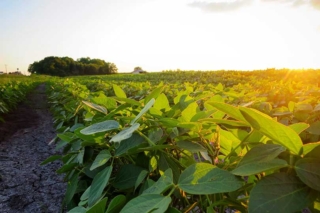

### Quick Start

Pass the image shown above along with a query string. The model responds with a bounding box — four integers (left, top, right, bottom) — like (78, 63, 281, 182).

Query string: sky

(1, 0, 320, 74)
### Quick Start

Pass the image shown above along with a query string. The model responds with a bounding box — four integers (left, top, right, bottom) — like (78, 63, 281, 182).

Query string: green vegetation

(0, 75, 47, 121)
(28, 56, 118, 76)
(2, 69, 320, 212)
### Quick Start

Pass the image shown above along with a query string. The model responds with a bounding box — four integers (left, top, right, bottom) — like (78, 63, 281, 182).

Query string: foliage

(28, 56, 118, 77)
(43, 70, 320, 213)
(0, 75, 47, 122)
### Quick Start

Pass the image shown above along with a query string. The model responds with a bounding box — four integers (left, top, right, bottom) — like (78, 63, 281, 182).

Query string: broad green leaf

(120, 194, 171, 213)
(87, 197, 108, 213)
(289, 123, 310, 134)
(207, 102, 248, 124)
(200, 118, 249, 127)
(143, 169, 173, 194)
(307, 121, 320, 135)
(154, 93, 170, 111)
(80, 186, 91, 201)
(177, 122, 201, 131)
(113, 97, 141, 106)
(110, 123, 140, 143)
(303, 142, 320, 156)
(239, 107, 303, 155)
(90, 150, 112, 171)
(180, 102, 198, 122)
(236, 144, 286, 165)
(148, 128, 163, 143)
(134, 170, 149, 191)
(295, 158, 320, 191)
(248, 173, 312, 213)
(145, 86, 164, 105)
(158, 118, 179, 127)
(74, 128, 105, 143)
(232, 159, 288, 176)
(40, 155, 61, 165)
(64, 172, 79, 205)
(80, 120, 119, 135)
(68, 206, 86, 213)
(57, 132, 76, 143)
(113, 164, 145, 190)
(166, 207, 181, 213)
(82, 100, 108, 115)
(88, 166, 113, 207)
(178, 163, 243, 194)
(219, 129, 242, 156)
(130, 98, 155, 125)
(57, 163, 77, 174)
(176, 141, 207, 153)
(115, 133, 146, 156)
(106, 195, 126, 213)
(113, 84, 127, 98)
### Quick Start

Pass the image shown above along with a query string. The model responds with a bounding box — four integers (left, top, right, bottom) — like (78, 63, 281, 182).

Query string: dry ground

(0, 84, 66, 213)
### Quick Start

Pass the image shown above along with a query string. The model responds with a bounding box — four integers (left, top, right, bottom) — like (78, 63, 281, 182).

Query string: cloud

(261, 0, 320, 10)
(188, 0, 253, 13)
(188, 0, 320, 13)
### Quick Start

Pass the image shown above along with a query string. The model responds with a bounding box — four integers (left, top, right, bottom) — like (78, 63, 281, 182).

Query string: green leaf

(232, 159, 288, 176)
(180, 102, 198, 122)
(120, 194, 171, 213)
(80, 186, 91, 201)
(303, 142, 320, 157)
(57, 163, 77, 174)
(143, 169, 173, 194)
(113, 164, 145, 190)
(207, 102, 248, 124)
(113, 84, 127, 98)
(178, 163, 243, 194)
(232, 144, 287, 176)
(113, 97, 141, 106)
(154, 93, 170, 111)
(90, 150, 112, 171)
(248, 173, 312, 213)
(40, 155, 61, 165)
(115, 133, 146, 156)
(289, 123, 310, 134)
(239, 107, 303, 155)
(134, 170, 149, 191)
(80, 120, 119, 135)
(148, 128, 163, 143)
(200, 118, 249, 127)
(106, 195, 126, 213)
(145, 86, 164, 105)
(57, 132, 76, 143)
(88, 165, 113, 207)
(307, 121, 320, 135)
(110, 123, 140, 143)
(82, 100, 108, 115)
(68, 206, 86, 213)
(130, 98, 155, 125)
(176, 141, 207, 153)
(64, 172, 79, 205)
(295, 158, 320, 191)
(87, 197, 108, 213)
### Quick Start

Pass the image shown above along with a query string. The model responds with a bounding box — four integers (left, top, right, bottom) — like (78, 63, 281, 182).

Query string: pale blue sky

(1, 0, 320, 74)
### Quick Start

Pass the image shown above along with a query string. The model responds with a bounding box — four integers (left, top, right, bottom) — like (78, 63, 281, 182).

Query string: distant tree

(134, 66, 143, 71)
(28, 56, 118, 76)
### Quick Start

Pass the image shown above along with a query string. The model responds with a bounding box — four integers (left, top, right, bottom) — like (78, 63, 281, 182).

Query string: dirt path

(0, 84, 66, 213)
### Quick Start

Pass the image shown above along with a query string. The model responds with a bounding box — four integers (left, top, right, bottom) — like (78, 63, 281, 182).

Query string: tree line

(28, 56, 118, 76)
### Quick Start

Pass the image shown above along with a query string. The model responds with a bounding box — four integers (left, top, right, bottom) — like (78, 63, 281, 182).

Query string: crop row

(43, 71, 320, 213)
(0, 78, 41, 121)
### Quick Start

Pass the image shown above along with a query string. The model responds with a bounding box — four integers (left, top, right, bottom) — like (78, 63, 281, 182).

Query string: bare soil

(0, 84, 66, 213)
